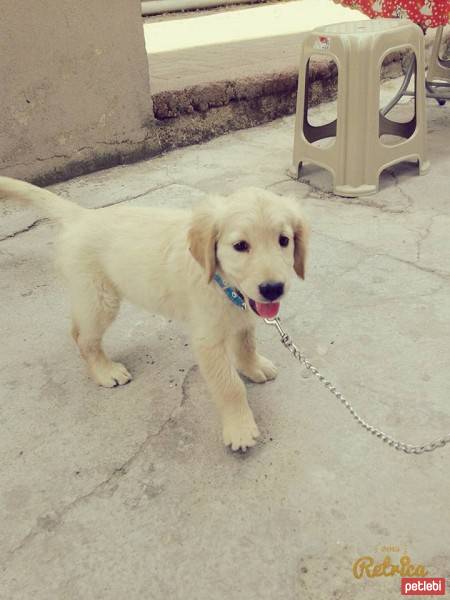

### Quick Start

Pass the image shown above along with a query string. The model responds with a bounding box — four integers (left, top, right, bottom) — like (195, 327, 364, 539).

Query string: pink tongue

(255, 301, 280, 318)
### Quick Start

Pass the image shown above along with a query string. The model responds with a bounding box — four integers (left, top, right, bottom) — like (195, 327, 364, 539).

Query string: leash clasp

(264, 317, 285, 337)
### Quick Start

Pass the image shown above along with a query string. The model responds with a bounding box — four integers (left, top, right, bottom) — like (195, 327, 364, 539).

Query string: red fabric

(333, 0, 450, 28)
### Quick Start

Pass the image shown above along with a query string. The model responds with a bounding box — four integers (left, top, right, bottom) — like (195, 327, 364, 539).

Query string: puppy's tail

(0, 176, 84, 221)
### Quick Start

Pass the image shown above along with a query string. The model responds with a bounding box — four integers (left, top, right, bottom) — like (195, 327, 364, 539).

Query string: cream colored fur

(0, 176, 308, 451)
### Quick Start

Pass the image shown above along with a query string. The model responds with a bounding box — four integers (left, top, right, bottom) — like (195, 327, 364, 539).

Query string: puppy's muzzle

(258, 281, 284, 302)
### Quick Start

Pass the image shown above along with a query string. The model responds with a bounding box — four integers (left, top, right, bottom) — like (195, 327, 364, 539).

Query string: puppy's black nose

(259, 281, 284, 302)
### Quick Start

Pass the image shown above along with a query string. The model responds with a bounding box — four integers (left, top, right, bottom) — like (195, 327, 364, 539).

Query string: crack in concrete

(264, 178, 292, 191)
(0, 218, 46, 242)
(380, 252, 450, 282)
(333, 193, 409, 215)
(96, 182, 174, 209)
(299, 176, 334, 201)
(414, 214, 435, 263)
(0, 183, 174, 242)
(385, 169, 415, 208)
(5, 361, 196, 565)
(4, 398, 184, 565)
(315, 229, 450, 282)
(301, 172, 412, 214)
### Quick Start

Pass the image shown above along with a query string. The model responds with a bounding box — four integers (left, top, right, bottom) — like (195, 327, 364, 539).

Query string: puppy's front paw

(91, 361, 132, 388)
(222, 410, 260, 451)
(240, 355, 278, 383)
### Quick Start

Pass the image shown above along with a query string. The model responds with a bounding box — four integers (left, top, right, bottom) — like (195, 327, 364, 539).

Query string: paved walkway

(146, 0, 367, 93)
(146, 0, 368, 93)
(1, 97, 449, 599)
(143, 0, 365, 53)
(149, 33, 304, 93)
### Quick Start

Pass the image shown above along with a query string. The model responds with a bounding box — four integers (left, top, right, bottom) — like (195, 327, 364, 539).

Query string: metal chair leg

(381, 53, 415, 116)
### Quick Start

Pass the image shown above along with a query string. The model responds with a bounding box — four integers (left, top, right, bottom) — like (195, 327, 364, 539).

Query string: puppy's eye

(279, 235, 289, 248)
(233, 240, 250, 252)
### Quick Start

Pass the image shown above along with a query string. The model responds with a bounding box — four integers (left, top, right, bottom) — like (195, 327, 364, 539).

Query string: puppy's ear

(188, 203, 218, 282)
(293, 216, 309, 280)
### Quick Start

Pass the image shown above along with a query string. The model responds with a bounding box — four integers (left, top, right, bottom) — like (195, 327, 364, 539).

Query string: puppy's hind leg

(70, 275, 131, 388)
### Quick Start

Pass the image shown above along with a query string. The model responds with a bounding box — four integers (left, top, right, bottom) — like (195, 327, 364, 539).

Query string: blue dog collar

(213, 273, 247, 311)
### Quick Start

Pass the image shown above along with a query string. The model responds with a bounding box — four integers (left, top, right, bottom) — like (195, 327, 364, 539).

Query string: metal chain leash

(264, 317, 450, 454)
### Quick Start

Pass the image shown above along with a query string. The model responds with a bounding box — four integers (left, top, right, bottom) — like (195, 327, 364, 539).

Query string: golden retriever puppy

(0, 177, 307, 451)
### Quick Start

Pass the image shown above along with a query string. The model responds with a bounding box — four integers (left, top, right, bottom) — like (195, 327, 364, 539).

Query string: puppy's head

(188, 188, 308, 319)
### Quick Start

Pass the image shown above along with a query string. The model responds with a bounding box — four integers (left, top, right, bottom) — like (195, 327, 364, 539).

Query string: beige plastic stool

(427, 25, 450, 85)
(290, 19, 429, 197)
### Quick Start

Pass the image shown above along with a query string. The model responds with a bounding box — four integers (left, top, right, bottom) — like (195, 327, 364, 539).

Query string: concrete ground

(1, 89, 450, 599)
